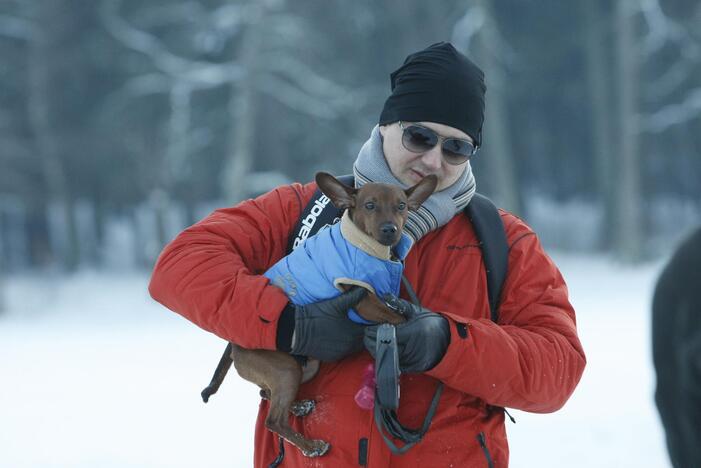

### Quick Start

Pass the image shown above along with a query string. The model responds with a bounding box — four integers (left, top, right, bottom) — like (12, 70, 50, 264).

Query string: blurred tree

(1, 0, 700, 270)
(638, 0, 701, 206)
(614, 0, 643, 262)
(454, 0, 521, 214)
(27, 0, 83, 270)
(583, 0, 616, 251)
(220, 0, 367, 202)
(100, 0, 243, 253)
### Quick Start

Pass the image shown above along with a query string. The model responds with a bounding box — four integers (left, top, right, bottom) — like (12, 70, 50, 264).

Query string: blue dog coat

(264, 211, 413, 324)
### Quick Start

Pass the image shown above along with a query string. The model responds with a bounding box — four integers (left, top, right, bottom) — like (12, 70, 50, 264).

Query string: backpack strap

(286, 175, 352, 253)
(287, 175, 508, 322)
(464, 193, 508, 322)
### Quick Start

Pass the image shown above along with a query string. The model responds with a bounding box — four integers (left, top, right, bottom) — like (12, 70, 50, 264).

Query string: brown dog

(201, 172, 438, 457)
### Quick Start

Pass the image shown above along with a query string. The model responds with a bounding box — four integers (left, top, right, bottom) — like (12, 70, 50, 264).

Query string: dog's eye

(364, 202, 375, 210)
(397, 202, 406, 211)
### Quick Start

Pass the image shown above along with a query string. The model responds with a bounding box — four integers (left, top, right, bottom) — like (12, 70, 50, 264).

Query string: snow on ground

(0, 254, 671, 467)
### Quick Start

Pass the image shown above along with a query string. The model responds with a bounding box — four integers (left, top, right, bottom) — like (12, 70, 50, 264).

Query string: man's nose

(420, 144, 443, 171)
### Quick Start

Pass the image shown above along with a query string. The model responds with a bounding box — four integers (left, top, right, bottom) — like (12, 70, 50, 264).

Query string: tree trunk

(150, 82, 191, 257)
(614, 0, 643, 261)
(583, 0, 616, 251)
(0, 266, 5, 314)
(221, 3, 266, 204)
(149, 188, 170, 266)
(93, 195, 105, 267)
(26, 1, 79, 270)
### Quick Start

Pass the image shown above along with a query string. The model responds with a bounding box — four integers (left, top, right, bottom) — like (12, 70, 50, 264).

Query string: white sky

(0, 253, 671, 467)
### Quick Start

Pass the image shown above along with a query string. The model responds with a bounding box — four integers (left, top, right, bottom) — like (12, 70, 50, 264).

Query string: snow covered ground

(0, 253, 671, 467)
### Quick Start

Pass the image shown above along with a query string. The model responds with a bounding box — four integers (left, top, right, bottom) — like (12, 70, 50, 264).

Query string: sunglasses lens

(402, 125, 438, 153)
(401, 123, 476, 165)
(442, 139, 475, 165)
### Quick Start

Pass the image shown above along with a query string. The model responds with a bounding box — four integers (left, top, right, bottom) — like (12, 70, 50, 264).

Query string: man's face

(379, 121, 473, 192)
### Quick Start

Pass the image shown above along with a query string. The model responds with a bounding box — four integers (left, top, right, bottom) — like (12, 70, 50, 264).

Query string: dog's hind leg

(260, 358, 319, 417)
(260, 389, 316, 417)
(265, 369, 330, 457)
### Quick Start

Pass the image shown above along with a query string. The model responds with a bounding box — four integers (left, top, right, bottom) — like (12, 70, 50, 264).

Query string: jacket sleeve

(426, 217, 586, 413)
(148, 183, 315, 350)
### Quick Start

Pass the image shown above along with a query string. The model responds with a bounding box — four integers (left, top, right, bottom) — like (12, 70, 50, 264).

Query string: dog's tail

(201, 342, 234, 403)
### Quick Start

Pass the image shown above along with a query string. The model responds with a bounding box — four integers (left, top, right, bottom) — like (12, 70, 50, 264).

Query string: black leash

(268, 436, 285, 468)
(372, 275, 444, 454)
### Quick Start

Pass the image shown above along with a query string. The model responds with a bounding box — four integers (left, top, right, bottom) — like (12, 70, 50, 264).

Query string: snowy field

(0, 253, 671, 467)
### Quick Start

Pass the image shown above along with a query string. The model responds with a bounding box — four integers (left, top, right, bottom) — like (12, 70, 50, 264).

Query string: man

(149, 42, 586, 467)
(653, 226, 701, 468)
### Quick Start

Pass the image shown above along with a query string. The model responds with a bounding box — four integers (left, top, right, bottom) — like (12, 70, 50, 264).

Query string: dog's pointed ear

(315, 172, 356, 210)
(405, 175, 438, 211)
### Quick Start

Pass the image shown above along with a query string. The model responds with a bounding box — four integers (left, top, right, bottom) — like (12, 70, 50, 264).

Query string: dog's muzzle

(379, 223, 399, 246)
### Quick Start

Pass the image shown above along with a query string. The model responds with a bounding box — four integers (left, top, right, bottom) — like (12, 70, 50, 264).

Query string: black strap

(374, 325, 400, 411)
(400, 275, 421, 306)
(268, 436, 285, 468)
(464, 193, 508, 322)
(373, 381, 444, 454)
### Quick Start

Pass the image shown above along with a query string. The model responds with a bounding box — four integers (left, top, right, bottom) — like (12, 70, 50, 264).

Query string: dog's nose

(380, 223, 398, 236)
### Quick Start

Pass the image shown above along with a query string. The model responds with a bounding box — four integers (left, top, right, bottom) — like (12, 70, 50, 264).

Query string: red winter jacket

(149, 181, 586, 467)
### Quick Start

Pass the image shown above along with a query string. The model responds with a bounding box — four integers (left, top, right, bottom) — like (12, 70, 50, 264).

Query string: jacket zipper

(476, 432, 494, 468)
(358, 437, 368, 466)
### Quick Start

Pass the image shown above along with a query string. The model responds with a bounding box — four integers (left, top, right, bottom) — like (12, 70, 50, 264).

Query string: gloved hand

(363, 295, 450, 373)
(277, 287, 369, 362)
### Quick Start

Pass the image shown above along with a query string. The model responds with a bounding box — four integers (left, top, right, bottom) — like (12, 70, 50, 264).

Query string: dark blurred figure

(653, 226, 701, 468)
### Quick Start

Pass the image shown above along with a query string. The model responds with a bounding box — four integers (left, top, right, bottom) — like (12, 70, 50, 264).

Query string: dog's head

(315, 172, 437, 246)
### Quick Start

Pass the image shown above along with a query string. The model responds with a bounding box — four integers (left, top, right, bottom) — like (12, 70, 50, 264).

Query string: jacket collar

(340, 211, 413, 261)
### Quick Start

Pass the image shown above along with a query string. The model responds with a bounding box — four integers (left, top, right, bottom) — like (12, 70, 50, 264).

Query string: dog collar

(339, 211, 413, 261)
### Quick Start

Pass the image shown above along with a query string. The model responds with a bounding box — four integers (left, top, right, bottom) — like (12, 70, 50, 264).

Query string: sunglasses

(398, 121, 478, 166)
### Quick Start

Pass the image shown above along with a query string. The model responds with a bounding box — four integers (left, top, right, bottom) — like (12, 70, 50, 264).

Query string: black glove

(276, 287, 368, 362)
(364, 295, 450, 373)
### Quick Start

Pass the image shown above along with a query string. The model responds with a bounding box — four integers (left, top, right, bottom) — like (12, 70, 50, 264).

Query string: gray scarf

(353, 125, 476, 242)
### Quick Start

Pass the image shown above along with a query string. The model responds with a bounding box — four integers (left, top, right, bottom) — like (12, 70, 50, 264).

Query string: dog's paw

(302, 440, 330, 457)
(290, 399, 315, 417)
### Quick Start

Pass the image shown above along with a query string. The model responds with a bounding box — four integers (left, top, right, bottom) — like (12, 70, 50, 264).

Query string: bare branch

(451, 6, 485, 53)
(640, 0, 700, 58)
(639, 0, 700, 102)
(265, 13, 313, 44)
(638, 87, 701, 133)
(258, 52, 368, 115)
(210, 3, 247, 30)
(640, 0, 671, 55)
(100, 73, 173, 121)
(452, 3, 517, 73)
(646, 60, 695, 101)
(260, 53, 348, 98)
(256, 74, 337, 119)
(100, 0, 243, 86)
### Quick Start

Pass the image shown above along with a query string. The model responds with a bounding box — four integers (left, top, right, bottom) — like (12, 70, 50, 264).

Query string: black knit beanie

(379, 42, 486, 146)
